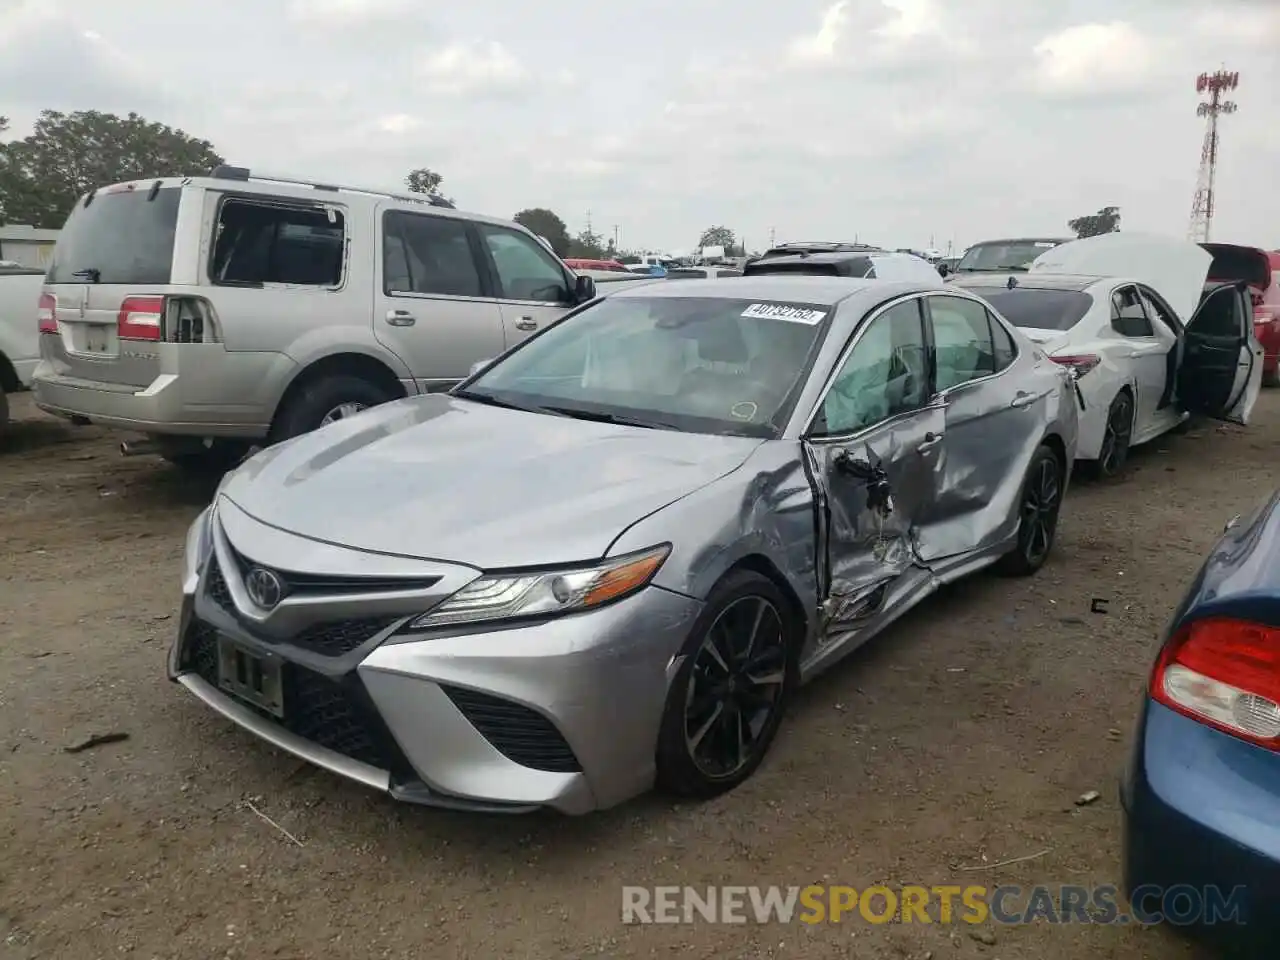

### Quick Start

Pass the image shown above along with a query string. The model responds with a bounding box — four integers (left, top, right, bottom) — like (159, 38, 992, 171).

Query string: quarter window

(1111, 286, 1154, 337)
(813, 299, 928, 435)
(382, 211, 484, 298)
(930, 296, 996, 390)
(479, 225, 571, 303)
(212, 200, 345, 287)
(990, 314, 1016, 371)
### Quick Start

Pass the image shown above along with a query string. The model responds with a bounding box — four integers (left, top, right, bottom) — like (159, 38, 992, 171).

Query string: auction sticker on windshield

(741, 303, 827, 324)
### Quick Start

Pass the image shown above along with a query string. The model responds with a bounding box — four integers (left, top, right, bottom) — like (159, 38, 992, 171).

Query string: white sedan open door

(1178, 282, 1263, 425)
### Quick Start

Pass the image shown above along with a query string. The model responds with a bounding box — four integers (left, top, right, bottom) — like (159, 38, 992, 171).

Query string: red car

(1202, 244, 1280, 386)
(564, 258, 628, 272)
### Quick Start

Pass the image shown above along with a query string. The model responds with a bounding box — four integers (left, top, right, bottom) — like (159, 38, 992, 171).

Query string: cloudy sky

(1, 0, 1277, 254)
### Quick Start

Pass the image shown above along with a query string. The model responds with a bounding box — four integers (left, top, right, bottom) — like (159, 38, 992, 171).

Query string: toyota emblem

(244, 567, 284, 610)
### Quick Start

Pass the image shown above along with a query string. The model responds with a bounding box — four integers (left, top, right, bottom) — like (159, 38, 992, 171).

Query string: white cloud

(416, 40, 526, 96)
(789, 0, 848, 62)
(1032, 21, 1161, 96)
(287, 0, 415, 24)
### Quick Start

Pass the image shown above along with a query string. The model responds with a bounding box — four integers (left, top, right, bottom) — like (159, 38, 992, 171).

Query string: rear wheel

(1086, 390, 1134, 480)
(271, 374, 394, 442)
(997, 444, 1063, 577)
(655, 570, 798, 800)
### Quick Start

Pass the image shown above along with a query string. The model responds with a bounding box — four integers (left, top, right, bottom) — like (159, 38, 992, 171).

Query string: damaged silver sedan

(172, 276, 1078, 814)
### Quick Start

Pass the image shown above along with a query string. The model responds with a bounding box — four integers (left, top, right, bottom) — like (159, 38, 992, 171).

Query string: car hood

(220, 394, 762, 569)
(1029, 232, 1211, 323)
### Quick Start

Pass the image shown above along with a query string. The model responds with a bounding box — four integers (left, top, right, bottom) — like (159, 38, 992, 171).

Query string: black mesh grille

(441, 685, 581, 773)
(204, 557, 397, 656)
(181, 622, 410, 774)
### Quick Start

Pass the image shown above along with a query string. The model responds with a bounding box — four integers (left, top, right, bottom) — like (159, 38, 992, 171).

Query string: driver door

(802, 296, 944, 629)
(475, 223, 579, 345)
(1177, 282, 1263, 424)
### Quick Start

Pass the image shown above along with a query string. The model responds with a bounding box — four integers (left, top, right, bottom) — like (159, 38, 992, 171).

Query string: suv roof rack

(206, 165, 457, 209)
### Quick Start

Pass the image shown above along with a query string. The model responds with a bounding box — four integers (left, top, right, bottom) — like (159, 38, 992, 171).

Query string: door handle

(514, 316, 538, 331)
(385, 309, 416, 327)
(918, 431, 943, 451)
(1009, 391, 1036, 409)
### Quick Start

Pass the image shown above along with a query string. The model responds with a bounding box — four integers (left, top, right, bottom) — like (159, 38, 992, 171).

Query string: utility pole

(612, 224, 619, 250)
(769, 227, 776, 248)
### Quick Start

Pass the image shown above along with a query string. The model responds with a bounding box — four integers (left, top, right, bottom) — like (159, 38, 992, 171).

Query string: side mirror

(469, 358, 494, 377)
(937, 263, 950, 277)
(574, 274, 597, 303)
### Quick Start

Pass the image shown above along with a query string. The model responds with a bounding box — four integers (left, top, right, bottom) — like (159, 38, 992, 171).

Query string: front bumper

(169, 549, 701, 815)
(1121, 701, 1280, 953)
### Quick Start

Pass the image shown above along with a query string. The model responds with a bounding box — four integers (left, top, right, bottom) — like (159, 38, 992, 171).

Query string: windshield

(956, 241, 1060, 273)
(460, 295, 831, 437)
(978, 288, 1094, 331)
(47, 186, 181, 284)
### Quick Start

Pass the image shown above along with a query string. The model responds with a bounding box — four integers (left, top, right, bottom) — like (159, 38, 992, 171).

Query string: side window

(383, 211, 483, 298)
(1139, 289, 1179, 334)
(212, 200, 345, 286)
(478, 225, 571, 303)
(1111, 286, 1154, 337)
(989, 312, 1016, 371)
(813, 299, 928, 436)
(929, 296, 996, 391)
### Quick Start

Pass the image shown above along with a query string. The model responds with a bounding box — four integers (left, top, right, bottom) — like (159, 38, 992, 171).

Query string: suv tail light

(117, 295, 165, 341)
(1050, 354, 1101, 379)
(1150, 617, 1280, 750)
(38, 293, 57, 333)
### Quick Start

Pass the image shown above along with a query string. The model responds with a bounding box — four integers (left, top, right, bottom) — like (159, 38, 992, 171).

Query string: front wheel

(996, 444, 1064, 577)
(655, 570, 798, 800)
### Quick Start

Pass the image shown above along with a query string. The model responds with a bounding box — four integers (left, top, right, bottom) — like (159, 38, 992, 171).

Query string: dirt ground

(2, 390, 1274, 960)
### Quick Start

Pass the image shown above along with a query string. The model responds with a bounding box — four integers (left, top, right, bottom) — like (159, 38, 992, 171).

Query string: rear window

(744, 261, 841, 277)
(975, 288, 1094, 331)
(46, 186, 181, 285)
(956, 241, 1059, 273)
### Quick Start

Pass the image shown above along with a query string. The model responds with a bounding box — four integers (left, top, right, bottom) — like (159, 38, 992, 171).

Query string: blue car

(1122, 490, 1280, 956)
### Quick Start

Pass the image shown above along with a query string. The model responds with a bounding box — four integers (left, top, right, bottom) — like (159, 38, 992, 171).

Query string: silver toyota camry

(170, 276, 1079, 814)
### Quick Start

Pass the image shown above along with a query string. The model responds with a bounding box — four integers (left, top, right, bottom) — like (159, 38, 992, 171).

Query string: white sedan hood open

(1029, 232, 1212, 323)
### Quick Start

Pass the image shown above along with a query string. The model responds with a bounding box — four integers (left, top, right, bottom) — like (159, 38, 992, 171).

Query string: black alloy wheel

(997, 444, 1063, 577)
(656, 571, 797, 798)
(1093, 390, 1134, 479)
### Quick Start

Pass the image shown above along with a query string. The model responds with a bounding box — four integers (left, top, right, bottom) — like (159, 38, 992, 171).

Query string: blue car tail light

(1151, 617, 1280, 749)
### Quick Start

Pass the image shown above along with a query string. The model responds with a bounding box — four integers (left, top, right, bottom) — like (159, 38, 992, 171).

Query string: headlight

(409, 544, 671, 629)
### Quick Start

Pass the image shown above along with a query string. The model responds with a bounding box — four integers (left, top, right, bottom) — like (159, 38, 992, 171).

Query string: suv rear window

(956, 241, 1060, 273)
(978, 288, 1094, 331)
(46, 186, 181, 285)
(744, 261, 842, 277)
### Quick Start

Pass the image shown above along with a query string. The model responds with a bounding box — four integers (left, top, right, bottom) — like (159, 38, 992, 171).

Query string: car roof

(967, 237, 1069, 246)
(609, 275, 938, 308)
(951, 272, 1109, 293)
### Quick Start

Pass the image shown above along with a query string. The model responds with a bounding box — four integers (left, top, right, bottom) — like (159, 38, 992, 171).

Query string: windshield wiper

(453, 389, 562, 417)
(537, 406, 680, 431)
(71, 268, 101, 283)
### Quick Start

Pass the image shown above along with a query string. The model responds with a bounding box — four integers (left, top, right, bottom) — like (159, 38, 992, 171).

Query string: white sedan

(952, 233, 1262, 477)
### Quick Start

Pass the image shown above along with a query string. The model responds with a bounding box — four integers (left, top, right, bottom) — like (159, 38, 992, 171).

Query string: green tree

(0, 110, 222, 228)
(697, 225, 736, 251)
(569, 227, 606, 260)
(513, 207, 571, 257)
(0, 117, 8, 135)
(1067, 206, 1121, 239)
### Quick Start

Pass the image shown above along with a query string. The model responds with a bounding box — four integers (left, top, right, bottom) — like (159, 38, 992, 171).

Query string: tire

(996, 444, 1064, 577)
(1084, 389, 1134, 480)
(271, 374, 394, 442)
(655, 570, 799, 800)
(1264, 367, 1280, 389)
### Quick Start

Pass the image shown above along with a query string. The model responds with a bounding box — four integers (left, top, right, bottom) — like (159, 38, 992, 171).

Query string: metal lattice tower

(1188, 69, 1239, 243)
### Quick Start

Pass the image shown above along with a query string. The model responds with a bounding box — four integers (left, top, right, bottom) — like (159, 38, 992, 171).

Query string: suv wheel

(272, 375, 394, 441)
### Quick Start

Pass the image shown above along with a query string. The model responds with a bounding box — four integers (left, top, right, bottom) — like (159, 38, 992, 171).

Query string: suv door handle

(385, 309, 416, 327)
(514, 316, 538, 331)
(918, 431, 943, 450)
(1009, 391, 1036, 409)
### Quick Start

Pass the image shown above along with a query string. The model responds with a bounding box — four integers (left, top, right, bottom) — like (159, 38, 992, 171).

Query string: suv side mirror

(574, 274, 597, 303)
(937, 263, 950, 277)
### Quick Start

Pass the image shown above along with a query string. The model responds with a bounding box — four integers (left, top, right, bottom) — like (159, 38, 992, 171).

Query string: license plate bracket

(216, 636, 285, 718)
(85, 326, 110, 353)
